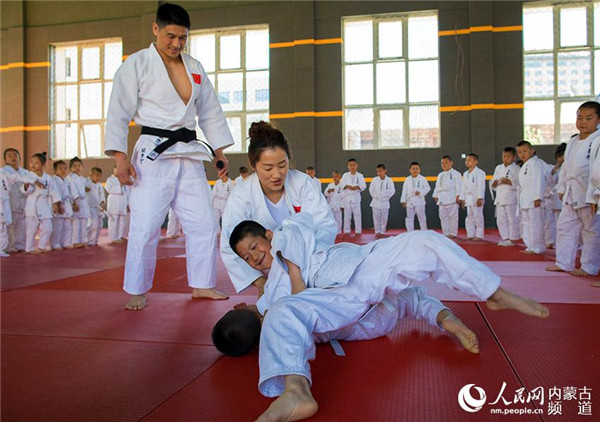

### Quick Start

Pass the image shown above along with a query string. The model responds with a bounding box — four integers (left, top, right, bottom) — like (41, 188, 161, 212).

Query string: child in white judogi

(369, 164, 395, 237)
(324, 171, 343, 234)
(86, 167, 106, 246)
(490, 147, 520, 246)
(543, 143, 566, 249)
(433, 155, 462, 238)
(66, 157, 89, 248)
(233, 166, 249, 189)
(460, 153, 487, 240)
(212, 173, 233, 229)
(547, 101, 600, 276)
(0, 173, 11, 257)
(340, 158, 366, 235)
(50, 160, 73, 250)
(401, 162, 430, 231)
(105, 167, 129, 243)
(2, 148, 28, 252)
(516, 141, 546, 254)
(305, 167, 321, 193)
(21, 153, 61, 254)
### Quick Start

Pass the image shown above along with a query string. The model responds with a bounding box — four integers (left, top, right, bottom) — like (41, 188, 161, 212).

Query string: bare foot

(124, 294, 146, 310)
(591, 282, 600, 288)
(570, 268, 592, 277)
(545, 265, 564, 272)
(28, 249, 42, 255)
(441, 314, 480, 354)
(256, 375, 318, 422)
(192, 288, 229, 300)
(519, 249, 537, 254)
(486, 287, 549, 318)
(473, 237, 483, 241)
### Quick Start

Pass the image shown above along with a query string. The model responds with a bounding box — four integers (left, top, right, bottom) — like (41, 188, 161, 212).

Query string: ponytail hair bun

(247, 121, 291, 167)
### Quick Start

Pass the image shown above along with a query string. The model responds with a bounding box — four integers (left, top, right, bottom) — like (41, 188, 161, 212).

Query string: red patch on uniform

(293, 206, 301, 213)
(192, 73, 201, 84)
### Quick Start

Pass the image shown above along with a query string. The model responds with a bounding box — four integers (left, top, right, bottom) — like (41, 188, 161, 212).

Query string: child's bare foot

(441, 314, 480, 354)
(591, 282, 600, 288)
(486, 287, 549, 318)
(28, 249, 42, 255)
(519, 249, 537, 254)
(570, 268, 592, 276)
(192, 288, 228, 300)
(545, 265, 564, 272)
(256, 375, 318, 422)
(124, 294, 146, 310)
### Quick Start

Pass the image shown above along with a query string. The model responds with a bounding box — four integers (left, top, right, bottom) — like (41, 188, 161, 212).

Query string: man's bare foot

(441, 314, 480, 354)
(192, 288, 229, 300)
(125, 294, 146, 310)
(486, 287, 549, 318)
(570, 268, 592, 276)
(256, 375, 318, 422)
(591, 282, 600, 288)
(545, 265, 564, 272)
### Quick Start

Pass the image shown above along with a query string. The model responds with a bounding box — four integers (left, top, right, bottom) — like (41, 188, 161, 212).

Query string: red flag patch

(192, 73, 201, 84)
(293, 206, 301, 213)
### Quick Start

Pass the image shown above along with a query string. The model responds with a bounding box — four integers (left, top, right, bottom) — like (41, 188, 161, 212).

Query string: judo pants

(438, 203, 458, 237)
(258, 230, 500, 397)
(372, 207, 389, 234)
(555, 204, 600, 274)
(0, 222, 7, 252)
(212, 206, 225, 230)
(521, 207, 545, 254)
(87, 214, 103, 245)
(544, 207, 560, 247)
(71, 217, 87, 245)
(343, 202, 362, 234)
(331, 209, 342, 234)
(108, 214, 127, 242)
(51, 217, 72, 249)
(466, 204, 484, 238)
(124, 156, 218, 295)
(406, 203, 427, 231)
(25, 216, 52, 252)
(166, 208, 182, 237)
(8, 211, 26, 251)
(496, 204, 520, 241)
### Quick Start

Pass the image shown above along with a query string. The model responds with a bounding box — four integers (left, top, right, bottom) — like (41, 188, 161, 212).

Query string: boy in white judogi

(86, 167, 106, 246)
(105, 167, 130, 243)
(2, 148, 28, 252)
(433, 155, 462, 238)
(544, 143, 566, 249)
(0, 173, 11, 257)
(50, 160, 73, 250)
(66, 157, 89, 248)
(305, 167, 321, 193)
(212, 173, 233, 229)
(232, 166, 249, 190)
(369, 164, 395, 236)
(490, 147, 520, 246)
(401, 162, 430, 231)
(547, 101, 600, 276)
(460, 153, 487, 240)
(516, 141, 546, 254)
(340, 158, 366, 235)
(324, 171, 343, 234)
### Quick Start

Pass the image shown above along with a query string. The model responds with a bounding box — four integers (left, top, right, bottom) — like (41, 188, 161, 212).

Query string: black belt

(141, 126, 201, 161)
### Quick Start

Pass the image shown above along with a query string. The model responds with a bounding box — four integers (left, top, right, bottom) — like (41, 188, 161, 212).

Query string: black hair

(578, 101, 600, 118)
(376, 163, 386, 170)
(503, 146, 517, 156)
(53, 160, 67, 170)
(555, 142, 567, 159)
(3, 148, 20, 160)
(347, 158, 358, 163)
(332, 170, 341, 176)
(212, 309, 261, 357)
(247, 121, 291, 168)
(239, 166, 248, 173)
(516, 141, 532, 148)
(441, 155, 453, 161)
(467, 153, 479, 160)
(32, 152, 47, 166)
(229, 220, 268, 256)
(409, 161, 420, 168)
(90, 167, 102, 174)
(69, 156, 83, 168)
(156, 3, 190, 29)
(306, 166, 315, 171)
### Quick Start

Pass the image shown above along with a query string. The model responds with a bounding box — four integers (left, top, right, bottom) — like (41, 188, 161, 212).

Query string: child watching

(368, 164, 395, 237)
(86, 167, 106, 246)
(324, 171, 343, 234)
(1, 148, 28, 253)
(433, 155, 462, 238)
(0, 172, 10, 257)
(66, 157, 89, 248)
(460, 153, 486, 240)
(105, 166, 129, 243)
(490, 147, 520, 246)
(544, 143, 566, 249)
(305, 166, 321, 192)
(400, 162, 430, 231)
(50, 160, 73, 250)
(212, 172, 233, 230)
(340, 158, 366, 236)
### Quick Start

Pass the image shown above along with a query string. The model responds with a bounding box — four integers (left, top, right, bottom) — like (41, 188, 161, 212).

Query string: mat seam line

(0, 332, 216, 347)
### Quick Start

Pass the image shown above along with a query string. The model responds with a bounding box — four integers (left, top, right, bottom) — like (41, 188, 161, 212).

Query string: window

(50, 39, 122, 159)
(342, 13, 440, 150)
(190, 25, 269, 153)
(523, 2, 600, 145)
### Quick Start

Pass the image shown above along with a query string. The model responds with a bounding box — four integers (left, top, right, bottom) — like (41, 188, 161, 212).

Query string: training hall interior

(2, 1, 600, 421)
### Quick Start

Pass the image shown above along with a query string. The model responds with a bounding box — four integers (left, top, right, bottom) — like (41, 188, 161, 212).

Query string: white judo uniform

(105, 175, 130, 242)
(340, 171, 366, 234)
(309, 176, 321, 193)
(554, 132, 600, 274)
(86, 178, 106, 246)
(1, 165, 28, 251)
(105, 43, 234, 295)
(586, 135, 600, 214)
(461, 167, 486, 239)
(221, 170, 337, 293)
(400, 175, 430, 231)
(0, 174, 11, 253)
(50, 175, 73, 249)
(66, 172, 90, 245)
(490, 162, 520, 242)
(324, 182, 343, 234)
(518, 156, 546, 254)
(368, 176, 395, 235)
(21, 172, 61, 252)
(544, 163, 562, 247)
(211, 178, 233, 228)
(433, 169, 462, 237)
(257, 221, 501, 397)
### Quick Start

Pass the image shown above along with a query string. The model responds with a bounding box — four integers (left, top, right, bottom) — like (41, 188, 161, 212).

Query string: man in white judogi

(490, 147, 520, 246)
(369, 164, 395, 236)
(433, 155, 462, 237)
(460, 153, 487, 240)
(1, 148, 28, 252)
(105, 4, 233, 310)
(324, 171, 343, 234)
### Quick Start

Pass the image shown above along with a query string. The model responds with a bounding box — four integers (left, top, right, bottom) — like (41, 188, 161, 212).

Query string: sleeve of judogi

(368, 179, 378, 202)
(420, 176, 431, 197)
(358, 174, 367, 191)
(532, 160, 545, 202)
(400, 180, 408, 203)
(105, 177, 121, 195)
(324, 183, 332, 200)
(395, 287, 448, 328)
(454, 171, 462, 198)
(586, 139, 600, 204)
(477, 169, 486, 199)
(0, 175, 12, 225)
(339, 173, 349, 191)
(271, 213, 315, 283)
(20, 172, 36, 195)
(48, 178, 62, 204)
(433, 173, 442, 198)
(383, 178, 395, 201)
(297, 176, 337, 252)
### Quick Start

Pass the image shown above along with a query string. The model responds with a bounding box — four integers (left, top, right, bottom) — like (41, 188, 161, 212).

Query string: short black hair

(503, 147, 517, 156)
(239, 166, 248, 173)
(516, 141, 532, 148)
(156, 3, 190, 29)
(409, 161, 420, 168)
(3, 148, 20, 160)
(348, 158, 357, 163)
(229, 220, 267, 256)
(555, 142, 567, 159)
(212, 309, 261, 356)
(306, 166, 315, 171)
(467, 153, 479, 161)
(53, 160, 67, 170)
(578, 100, 600, 118)
(441, 155, 453, 161)
(376, 163, 386, 170)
